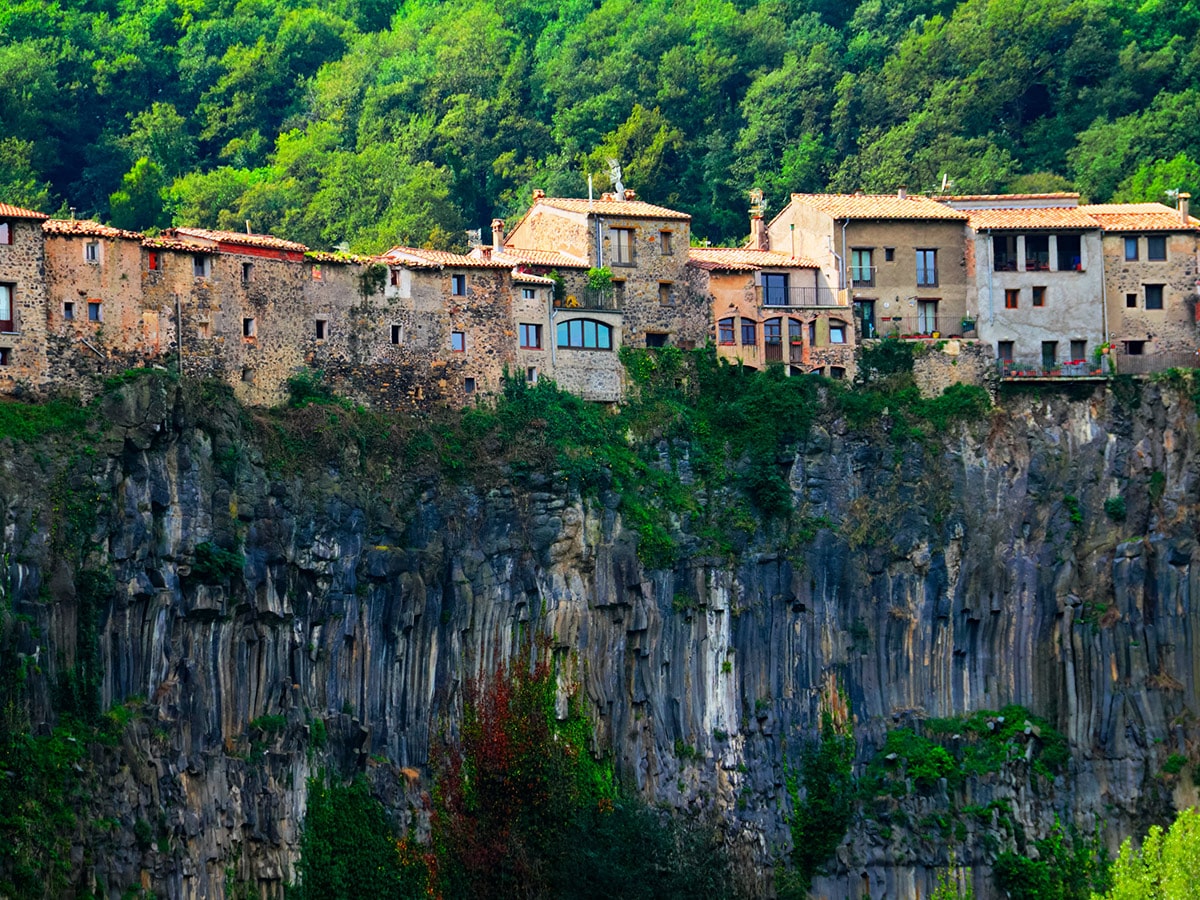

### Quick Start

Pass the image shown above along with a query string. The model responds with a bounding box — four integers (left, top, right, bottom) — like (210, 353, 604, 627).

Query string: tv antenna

(606, 158, 625, 197)
(1166, 188, 1180, 203)
(940, 173, 954, 193)
(749, 188, 768, 218)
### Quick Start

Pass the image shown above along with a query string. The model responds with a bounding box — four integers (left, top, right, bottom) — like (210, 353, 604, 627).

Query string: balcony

(998, 358, 1107, 380)
(555, 287, 620, 311)
(1113, 350, 1199, 375)
(757, 286, 842, 307)
(873, 316, 964, 339)
(850, 266, 877, 288)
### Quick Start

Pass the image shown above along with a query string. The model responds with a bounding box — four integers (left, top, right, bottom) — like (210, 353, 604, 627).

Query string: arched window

(763, 317, 782, 344)
(556, 318, 613, 350)
(717, 317, 735, 345)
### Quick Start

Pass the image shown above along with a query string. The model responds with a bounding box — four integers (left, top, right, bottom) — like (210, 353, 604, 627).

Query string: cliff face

(2, 375, 1199, 899)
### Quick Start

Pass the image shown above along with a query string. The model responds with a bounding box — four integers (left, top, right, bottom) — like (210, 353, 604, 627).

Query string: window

(916, 249, 937, 286)
(242, 317, 255, 338)
(762, 272, 789, 306)
(519, 323, 542, 349)
(242, 262, 254, 283)
(997, 341, 1014, 362)
(658, 282, 674, 305)
(1057, 234, 1081, 271)
(718, 317, 735, 345)
(1042, 341, 1058, 368)
(1124, 237, 1138, 261)
(829, 320, 847, 344)
(83, 242, 100, 264)
(854, 300, 876, 339)
(521, 287, 536, 300)
(763, 318, 782, 344)
(1070, 340, 1086, 361)
(645, 332, 668, 348)
(0, 284, 12, 332)
(0, 222, 10, 244)
(1032, 286, 1046, 307)
(88, 300, 102, 322)
(917, 300, 937, 335)
(315, 319, 327, 339)
(1123, 340, 1146, 355)
(197, 320, 211, 338)
(62, 301, 74, 321)
(1005, 289, 1019, 309)
(830, 366, 846, 379)
(740, 318, 757, 345)
(193, 255, 210, 278)
(1146, 284, 1164, 310)
(1126, 293, 1137, 308)
(241, 367, 255, 383)
(391, 324, 403, 345)
(451, 273, 466, 295)
(147, 251, 160, 271)
(1025, 235, 1049, 270)
(526, 366, 538, 384)
(1147, 236, 1166, 261)
(994, 235, 1018, 271)
(556, 318, 613, 350)
(611, 228, 634, 266)
(390, 268, 400, 286)
(464, 377, 476, 394)
(0, 347, 8, 366)
(884, 247, 895, 262)
(850, 248, 873, 286)
(451, 330, 466, 352)
(660, 231, 673, 255)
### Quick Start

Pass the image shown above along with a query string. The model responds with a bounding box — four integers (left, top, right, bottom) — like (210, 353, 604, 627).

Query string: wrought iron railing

(757, 286, 842, 307)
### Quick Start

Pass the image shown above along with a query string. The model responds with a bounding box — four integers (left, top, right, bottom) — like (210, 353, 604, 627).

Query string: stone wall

(912, 338, 996, 397)
(1103, 231, 1200, 356)
(0, 219, 48, 389)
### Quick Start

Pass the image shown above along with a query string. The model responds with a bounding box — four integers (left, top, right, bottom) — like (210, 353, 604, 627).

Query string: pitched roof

(1077, 203, 1200, 232)
(513, 271, 556, 285)
(536, 197, 691, 221)
(788, 193, 968, 221)
(965, 207, 1100, 230)
(688, 247, 820, 271)
(0, 203, 49, 220)
(382, 247, 512, 268)
(168, 227, 308, 252)
(305, 250, 380, 264)
(943, 193, 1080, 202)
(491, 247, 589, 268)
(142, 236, 203, 252)
(44, 219, 143, 239)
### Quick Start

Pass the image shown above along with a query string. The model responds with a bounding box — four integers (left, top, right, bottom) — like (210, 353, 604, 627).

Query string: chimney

(601, 192, 616, 201)
(480, 246, 492, 260)
(897, 186, 907, 200)
(491, 218, 504, 252)
(751, 214, 769, 251)
(623, 189, 637, 201)
(1180, 192, 1191, 225)
(532, 188, 545, 201)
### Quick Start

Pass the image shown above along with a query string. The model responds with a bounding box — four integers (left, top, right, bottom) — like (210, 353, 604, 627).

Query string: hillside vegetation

(2, 0, 1199, 248)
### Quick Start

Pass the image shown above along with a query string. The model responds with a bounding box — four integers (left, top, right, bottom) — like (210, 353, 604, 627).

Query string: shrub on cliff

(1096, 807, 1200, 900)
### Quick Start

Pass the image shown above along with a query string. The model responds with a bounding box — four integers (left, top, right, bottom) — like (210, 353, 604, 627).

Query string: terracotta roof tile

(537, 197, 691, 221)
(513, 271, 556, 285)
(688, 247, 820, 271)
(0, 203, 49, 220)
(382, 247, 513, 268)
(1077, 203, 1199, 232)
(304, 250, 380, 264)
(965, 207, 1099, 230)
(491, 247, 589, 268)
(142, 236, 202, 252)
(44, 219, 143, 239)
(789, 193, 968, 221)
(168, 227, 308, 252)
(943, 192, 1079, 202)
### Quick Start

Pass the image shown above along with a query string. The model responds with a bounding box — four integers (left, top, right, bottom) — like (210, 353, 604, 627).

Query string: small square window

(1124, 340, 1146, 355)
(391, 324, 403, 345)
(193, 255, 210, 278)
(63, 301, 74, 321)
(85, 242, 100, 263)
(451, 274, 466, 296)
(1126, 293, 1137, 308)
(0, 222, 11, 245)
(1070, 340, 1086, 361)
(1146, 284, 1164, 310)
(1124, 237, 1138, 261)
(884, 247, 895, 262)
(1005, 289, 1019, 309)
(660, 231, 673, 255)
(526, 366, 538, 384)
(147, 251, 160, 271)
(1147, 236, 1166, 261)
(521, 287, 536, 300)
(87, 301, 102, 322)
(464, 377, 476, 394)
(198, 321, 212, 339)
(243, 317, 256, 338)
(658, 282, 673, 305)
(646, 332, 668, 348)
(451, 330, 465, 352)
(1032, 286, 1046, 307)
(241, 367, 255, 383)
(315, 319, 327, 340)
(829, 323, 846, 344)
(242, 262, 254, 283)
(0, 347, 10, 365)
(519, 323, 542, 349)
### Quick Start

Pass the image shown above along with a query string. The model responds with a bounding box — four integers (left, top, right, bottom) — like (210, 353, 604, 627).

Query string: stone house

(766, 191, 970, 342)
(0, 203, 50, 389)
(687, 247, 855, 378)
(1079, 197, 1200, 373)
(940, 195, 1105, 372)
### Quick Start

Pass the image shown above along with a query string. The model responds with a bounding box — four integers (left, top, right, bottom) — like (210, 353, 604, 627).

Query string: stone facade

(911, 339, 997, 398)
(0, 211, 49, 391)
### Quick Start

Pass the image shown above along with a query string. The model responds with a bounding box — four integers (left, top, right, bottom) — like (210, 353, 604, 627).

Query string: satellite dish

(606, 158, 625, 197)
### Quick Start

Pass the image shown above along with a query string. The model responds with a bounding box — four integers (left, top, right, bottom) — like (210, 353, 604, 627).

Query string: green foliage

(1149, 470, 1167, 505)
(1099, 807, 1200, 899)
(1064, 494, 1084, 527)
(1161, 753, 1187, 775)
(285, 369, 344, 409)
(856, 337, 915, 383)
(585, 266, 613, 290)
(0, 399, 94, 443)
(189, 542, 246, 585)
(786, 710, 856, 893)
(1103, 496, 1127, 522)
(993, 818, 1109, 900)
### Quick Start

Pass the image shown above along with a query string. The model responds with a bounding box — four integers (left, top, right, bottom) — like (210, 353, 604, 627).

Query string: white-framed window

(193, 255, 211, 278)
(87, 300, 102, 322)
(521, 287, 536, 300)
(85, 241, 100, 264)
(519, 323, 542, 349)
(611, 228, 634, 266)
(0, 284, 13, 332)
(0, 221, 12, 244)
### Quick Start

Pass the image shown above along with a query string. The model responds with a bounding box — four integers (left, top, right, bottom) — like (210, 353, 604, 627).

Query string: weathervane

(606, 158, 625, 197)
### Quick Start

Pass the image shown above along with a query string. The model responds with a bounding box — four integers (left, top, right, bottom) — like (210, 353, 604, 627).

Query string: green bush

(1161, 753, 1187, 775)
(189, 542, 246, 584)
(1104, 496, 1127, 522)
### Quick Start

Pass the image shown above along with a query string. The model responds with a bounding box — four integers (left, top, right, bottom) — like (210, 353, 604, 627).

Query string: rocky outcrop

(1, 374, 1198, 898)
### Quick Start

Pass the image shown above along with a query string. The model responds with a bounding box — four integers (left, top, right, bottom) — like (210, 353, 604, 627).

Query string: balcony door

(762, 273, 788, 306)
(853, 300, 875, 339)
(764, 318, 783, 362)
(917, 299, 938, 335)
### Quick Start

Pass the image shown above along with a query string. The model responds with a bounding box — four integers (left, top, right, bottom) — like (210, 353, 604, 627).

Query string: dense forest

(2, 0, 1199, 250)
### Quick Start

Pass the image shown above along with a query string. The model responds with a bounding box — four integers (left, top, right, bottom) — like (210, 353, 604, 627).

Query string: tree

(1097, 807, 1200, 900)
(0, 139, 51, 211)
(1112, 152, 1200, 204)
(109, 157, 169, 230)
